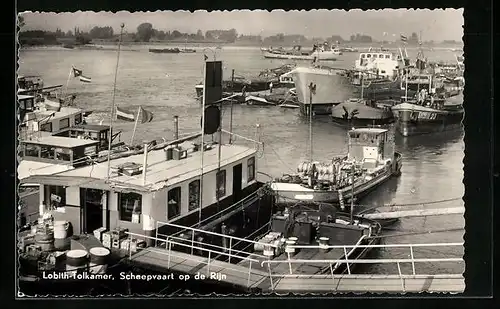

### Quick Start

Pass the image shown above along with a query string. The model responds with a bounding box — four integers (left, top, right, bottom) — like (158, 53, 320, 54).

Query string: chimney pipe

(173, 116, 179, 141)
(142, 140, 148, 185)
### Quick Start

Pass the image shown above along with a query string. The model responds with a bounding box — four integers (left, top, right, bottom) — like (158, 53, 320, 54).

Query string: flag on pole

(72, 67, 92, 83)
(116, 106, 154, 123)
(400, 34, 408, 43)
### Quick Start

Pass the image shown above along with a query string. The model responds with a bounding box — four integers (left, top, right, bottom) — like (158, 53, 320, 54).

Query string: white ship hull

(290, 67, 356, 115)
(263, 51, 340, 61)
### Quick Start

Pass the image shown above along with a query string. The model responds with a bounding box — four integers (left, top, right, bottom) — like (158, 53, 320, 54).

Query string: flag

(116, 106, 136, 122)
(204, 54, 208, 61)
(139, 106, 154, 123)
(116, 106, 154, 123)
(72, 67, 91, 82)
(400, 34, 408, 43)
(72, 67, 83, 77)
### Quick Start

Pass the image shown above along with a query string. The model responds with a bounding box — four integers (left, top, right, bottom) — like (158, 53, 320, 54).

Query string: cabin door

(233, 164, 243, 201)
(80, 188, 104, 234)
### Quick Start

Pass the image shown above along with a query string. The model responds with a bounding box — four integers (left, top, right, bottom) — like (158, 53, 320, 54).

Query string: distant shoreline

(19, 40, 463, 51)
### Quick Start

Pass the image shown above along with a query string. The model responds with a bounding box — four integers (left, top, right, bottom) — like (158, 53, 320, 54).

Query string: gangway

(124, 222, 464, 293)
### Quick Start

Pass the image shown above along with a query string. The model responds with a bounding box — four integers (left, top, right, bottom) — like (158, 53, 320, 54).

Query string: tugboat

(331, 98, 395, 126)
(270, 127, 402, 208)
(240, 202, 381, 277)
(392, 91, 464, 137)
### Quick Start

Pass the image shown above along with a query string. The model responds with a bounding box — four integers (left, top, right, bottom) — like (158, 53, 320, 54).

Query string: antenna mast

(106, 23, 124, 181)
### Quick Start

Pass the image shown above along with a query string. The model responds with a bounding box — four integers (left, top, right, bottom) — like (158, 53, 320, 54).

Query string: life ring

(361, 133, 368, 141)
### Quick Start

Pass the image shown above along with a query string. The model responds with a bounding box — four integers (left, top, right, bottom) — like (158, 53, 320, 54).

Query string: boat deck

(237, 246, 347, 275)
(126, 246, 464, 293)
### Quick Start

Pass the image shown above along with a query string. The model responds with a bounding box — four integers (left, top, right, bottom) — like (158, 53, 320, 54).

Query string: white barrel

(53, 221, 68, 239)
(35, 239, 54, 251)
(319, 236, 330, 252)
(89, 247, 111, 274)
(285, 240, 296, 254)
(89, 247, 110, 265)
(263, 245, 274, 258)
(66, 249, 89, 274)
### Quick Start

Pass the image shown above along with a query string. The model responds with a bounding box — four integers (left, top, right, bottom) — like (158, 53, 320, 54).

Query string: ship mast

(308, 82, 316, 163)
(106, 23, 124, 181)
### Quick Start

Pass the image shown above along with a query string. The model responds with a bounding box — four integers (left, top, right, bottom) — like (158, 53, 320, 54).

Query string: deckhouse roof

(21, 142, 257, 193)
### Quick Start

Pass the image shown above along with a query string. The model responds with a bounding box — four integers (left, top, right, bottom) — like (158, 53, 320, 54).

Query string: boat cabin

(52, 124, 121, 151)
(354, 51, 401, 79)
(20, 136, 99, 167)
(403, 74, 441, 93)
(20, 107, 85, 141)
(347, 128, 395, 169)
(20, 140, 259, 239)
(18, 75, 44, 91)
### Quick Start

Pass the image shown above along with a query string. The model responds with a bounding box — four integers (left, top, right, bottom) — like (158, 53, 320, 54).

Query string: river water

(18, 45, 465, 276)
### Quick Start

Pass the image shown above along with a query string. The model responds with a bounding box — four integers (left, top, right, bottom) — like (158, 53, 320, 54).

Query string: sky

(20, 9, 464, 42)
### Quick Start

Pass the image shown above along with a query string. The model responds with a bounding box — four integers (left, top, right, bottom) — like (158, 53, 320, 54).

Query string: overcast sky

(20, 9, 464, 41)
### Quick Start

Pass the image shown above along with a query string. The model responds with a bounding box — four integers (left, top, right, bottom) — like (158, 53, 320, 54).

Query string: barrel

(319, 236, 330, 253)
(35, 239, 54, 251)
(89, 247, 110, 274)
(263, 244, 274, 259)
(53, 221, 69, 239)
(285, 239, 296, 255)
(34, 230, 54, 242)
(66, 249, 89, 274)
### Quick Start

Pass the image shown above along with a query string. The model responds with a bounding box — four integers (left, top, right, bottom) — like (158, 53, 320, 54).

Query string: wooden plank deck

(127, 248, 464, 293)
(271, 274, 465, 293)
(128, 248, 272, 290)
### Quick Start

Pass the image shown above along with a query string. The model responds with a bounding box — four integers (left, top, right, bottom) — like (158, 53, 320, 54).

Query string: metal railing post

(247, 260, 252, 287)
(155, 221, 158, 247)
(409, 244, 416, 275)
(207, 251, 211, 276)
(191, 232, 195, 255)
(167, 240, 172, 268)
(128, 234, 132, 258)
(397, 262, 405, 292)
(267, 263, 274, 291)
(287, 252, 292, 274)
(329, 263, 336, 289)
(343, 246, 351, 274)
(228, 237, 232, 263)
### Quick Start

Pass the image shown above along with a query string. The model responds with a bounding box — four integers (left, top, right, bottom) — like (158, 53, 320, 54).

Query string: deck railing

(126, 225, 463, 291)
(126, 230, 276, 287)
(260, 242, 464, 291)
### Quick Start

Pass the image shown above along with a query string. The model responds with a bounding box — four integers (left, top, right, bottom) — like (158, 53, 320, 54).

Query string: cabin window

(84, 146, 97, 156)
(59, 118, 70, 130)
(247, 157, 255, 182)
(361, 54, 366, 58)
(381, 70, 386, 74)
(40, 145, 55, 159)
(54, 147, 71, 161)
(367, 54, 371, 58)
(40, 122, 52, 132)
(75, 113, 82, 125)
(385, 55, 390, 59)
(216, 170, 226, 199)
(379, 54, 384, 58)
(167, 187, 181, 219)
(48, 185, 66, 208)
(118, 192, 142, 222)
(188, 180, 200, 211)
(24, 144, 40, 157)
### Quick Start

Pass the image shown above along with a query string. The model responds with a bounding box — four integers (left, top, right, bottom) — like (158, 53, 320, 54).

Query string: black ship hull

(331, 100, 394, 126)
(392, 102, 464, 136)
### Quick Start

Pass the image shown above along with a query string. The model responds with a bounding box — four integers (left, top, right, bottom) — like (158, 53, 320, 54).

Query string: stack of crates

(102, 232, 112, 248)
(130, 239, 147, 253)
(93, 227, 107, 242)
(111, 228, 128, 249)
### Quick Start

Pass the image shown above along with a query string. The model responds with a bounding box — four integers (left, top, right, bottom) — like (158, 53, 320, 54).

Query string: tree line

(18, 21, 459, 46)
